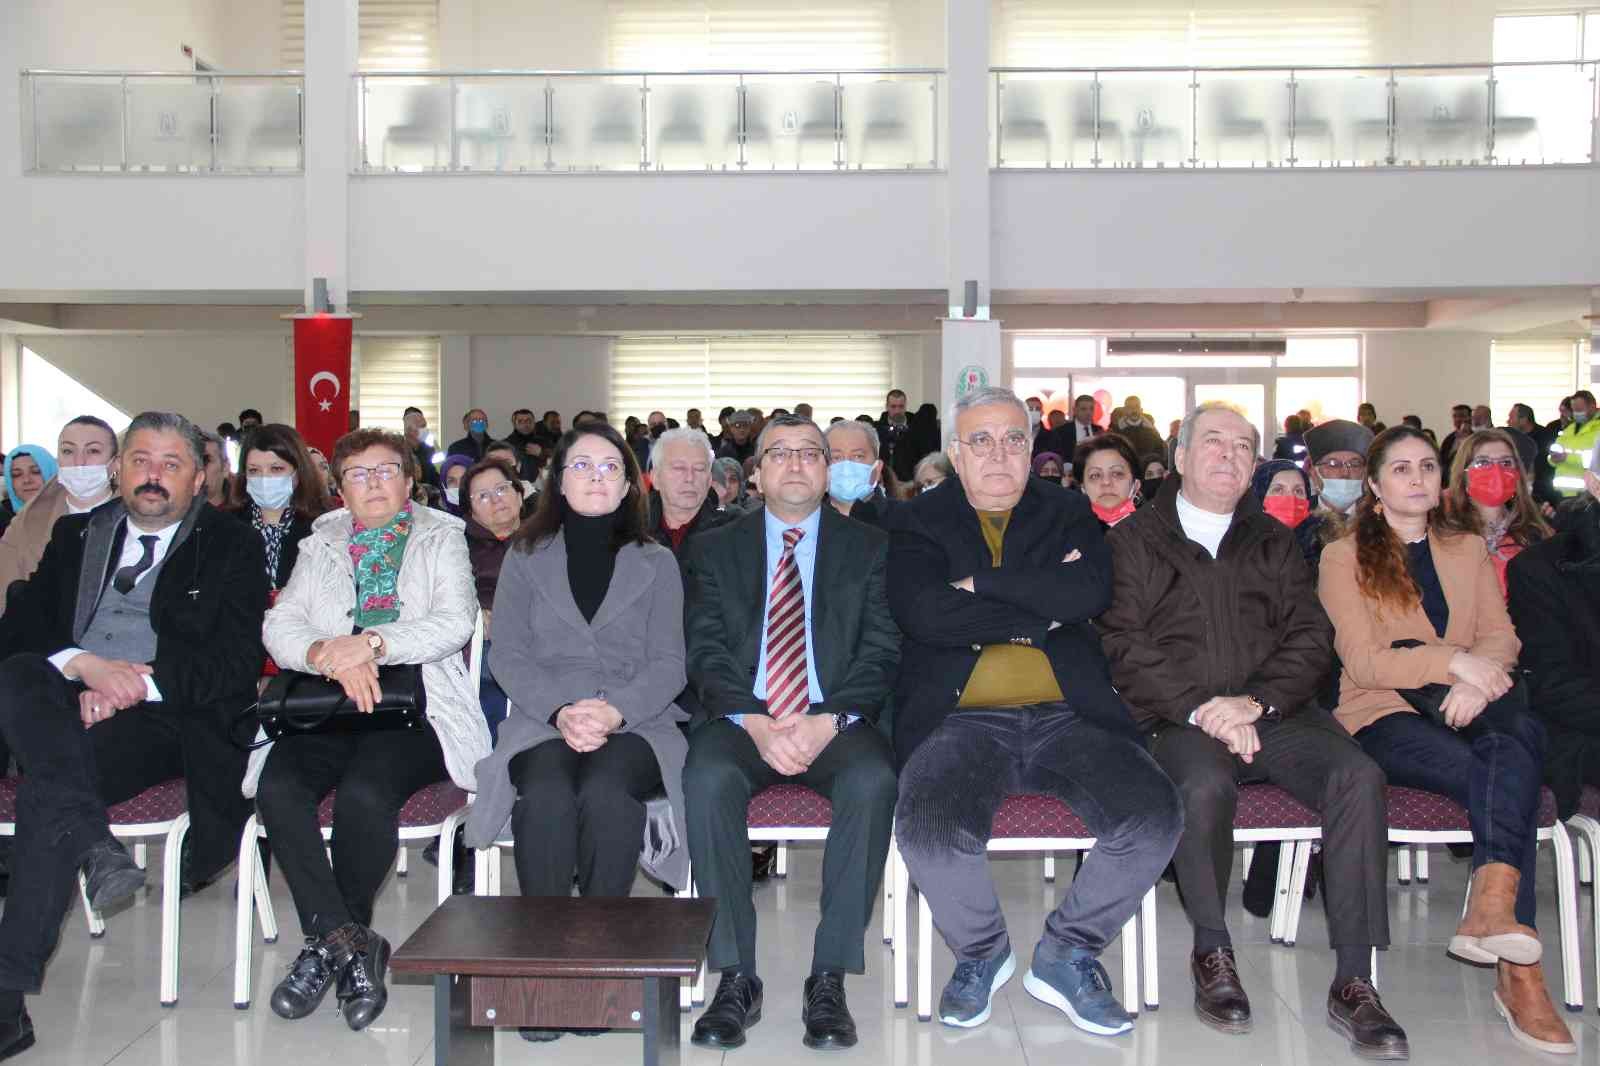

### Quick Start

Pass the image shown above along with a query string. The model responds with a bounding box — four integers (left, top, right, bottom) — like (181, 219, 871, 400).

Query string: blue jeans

(479, 639, 508, 743)
(1355, 690, 1546, 928)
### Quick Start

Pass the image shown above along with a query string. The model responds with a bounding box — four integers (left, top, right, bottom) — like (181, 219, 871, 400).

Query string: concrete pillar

(303, 0, 357, 311)
(945, 0, 992, 316)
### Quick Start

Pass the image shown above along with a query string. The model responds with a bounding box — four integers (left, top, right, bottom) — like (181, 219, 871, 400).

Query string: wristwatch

(1245, 695, 1281, 722)
(365, 630, 385, 658)
(832, 713, 851, 733)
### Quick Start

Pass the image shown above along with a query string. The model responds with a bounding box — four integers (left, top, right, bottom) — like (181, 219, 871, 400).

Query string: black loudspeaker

(962, 280, 978, 318)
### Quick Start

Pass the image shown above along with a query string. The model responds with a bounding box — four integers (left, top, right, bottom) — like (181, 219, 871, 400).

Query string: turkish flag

(292, 315, 353, 459)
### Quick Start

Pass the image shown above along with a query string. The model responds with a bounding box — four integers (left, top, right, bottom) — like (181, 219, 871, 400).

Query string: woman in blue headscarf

(0, 445, 57, 537)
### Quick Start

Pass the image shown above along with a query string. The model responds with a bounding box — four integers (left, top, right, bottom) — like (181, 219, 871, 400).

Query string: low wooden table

(392, 895, 715, 1066)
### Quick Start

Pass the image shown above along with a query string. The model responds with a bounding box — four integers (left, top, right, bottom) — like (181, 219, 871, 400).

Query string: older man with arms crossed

(892, 386, 1182, 1037)
(1097, 401, 1407, 1059)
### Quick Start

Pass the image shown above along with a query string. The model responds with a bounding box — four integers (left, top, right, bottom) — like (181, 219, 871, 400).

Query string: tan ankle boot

(1494, 961, 1575, 1055)
(1450, 862, 1541, 966)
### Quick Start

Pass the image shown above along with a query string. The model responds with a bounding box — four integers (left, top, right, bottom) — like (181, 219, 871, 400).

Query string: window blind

(1491, 339, 1580, 425)
(611, 336, 894, 426)
(282, 1, 440, 71)
(994, 0, 1380, 68)
(357, 336, 440, 432)
(607, 1, 892, 70)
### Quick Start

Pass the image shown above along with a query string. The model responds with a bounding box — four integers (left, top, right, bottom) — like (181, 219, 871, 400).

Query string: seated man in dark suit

(682, 414, 900, 1053)
(891, 386, 1181, 1038)
(0, 411, 267, 1059)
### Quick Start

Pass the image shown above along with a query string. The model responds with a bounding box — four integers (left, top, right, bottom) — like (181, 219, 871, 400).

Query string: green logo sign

(954, 365, 989, 397)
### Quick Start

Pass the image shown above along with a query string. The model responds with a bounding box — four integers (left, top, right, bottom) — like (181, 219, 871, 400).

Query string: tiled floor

(14, 839, 1600, 1065)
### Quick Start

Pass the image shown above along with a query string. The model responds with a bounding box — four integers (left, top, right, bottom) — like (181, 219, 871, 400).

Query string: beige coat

(1318, 529, 1520, 735)
(0, 481, 71, 614)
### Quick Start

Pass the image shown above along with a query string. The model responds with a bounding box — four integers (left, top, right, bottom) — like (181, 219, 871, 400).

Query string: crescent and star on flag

(308, 370, 342, 413)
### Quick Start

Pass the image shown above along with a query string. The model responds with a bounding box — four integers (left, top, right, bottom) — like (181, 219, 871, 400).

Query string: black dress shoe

(79, 839, 145, 911)
(1327, 978, 1409, 1060)
(1191, 948, 1252, 1034)
(691, 971, 763, 1050)
(802, 971, 857, 1050)
(0, 1009, 32, 1062)
(337, 928, 392, 1032)
(269, 937, 349, 1021)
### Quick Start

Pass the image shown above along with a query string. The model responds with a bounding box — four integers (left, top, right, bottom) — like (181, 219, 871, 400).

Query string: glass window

(1275, 376, 1360, 426)
(1494, 14, 1581, 63)
(20, 347, 131, 451)
(1074, 376, 1187, 442)
(1013, 335, 1099, 369)
(1491, 340, 1579, 426)
(1012, 376, 1075, 425)
(1194, 383, 1266, 456)
(358, 337, 440, 433)
(1279, 336, 1360, 367)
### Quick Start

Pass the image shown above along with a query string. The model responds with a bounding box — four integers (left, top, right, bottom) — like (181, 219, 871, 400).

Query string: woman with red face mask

(1072, 433, 1142, 528)
(1440, 429, 1551, 597)
(1250, 458, 1323, 565)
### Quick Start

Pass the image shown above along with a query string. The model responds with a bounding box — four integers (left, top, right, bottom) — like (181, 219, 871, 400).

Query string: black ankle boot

(270, 926, 358, 1021)
(336, 926, 392, 1032)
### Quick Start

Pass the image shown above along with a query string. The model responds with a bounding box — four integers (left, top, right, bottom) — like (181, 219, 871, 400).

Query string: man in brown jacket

(1097, 402, 1407, 1060)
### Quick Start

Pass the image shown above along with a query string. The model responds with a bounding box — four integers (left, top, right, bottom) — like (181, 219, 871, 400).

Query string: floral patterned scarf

(349, 505, 412, 627)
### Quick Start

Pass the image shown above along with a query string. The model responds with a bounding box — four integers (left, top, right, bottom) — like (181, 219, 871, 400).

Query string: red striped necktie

(764, 527, 809, 720)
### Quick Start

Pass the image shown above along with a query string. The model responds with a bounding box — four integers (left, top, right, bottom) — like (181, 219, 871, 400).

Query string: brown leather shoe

(1327, 978, 1409, 1060)
(1493, 961, 1575, 1055)
(1191, 948, 1251, 1034)
(1451, 862, 1540, 966)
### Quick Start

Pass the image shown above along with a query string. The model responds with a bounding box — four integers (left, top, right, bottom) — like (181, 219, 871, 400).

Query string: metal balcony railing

(354, 69, 944, 173)
(21, 70, 305, 174)
(992, 60, 1599, 169)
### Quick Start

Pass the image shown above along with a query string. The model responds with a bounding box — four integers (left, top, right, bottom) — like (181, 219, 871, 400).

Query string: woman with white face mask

(225, 423, 330, 593)
(0, 415, 121, 615)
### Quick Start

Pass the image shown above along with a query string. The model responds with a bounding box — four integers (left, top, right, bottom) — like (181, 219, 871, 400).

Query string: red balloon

(1093, 389, 1112, 425)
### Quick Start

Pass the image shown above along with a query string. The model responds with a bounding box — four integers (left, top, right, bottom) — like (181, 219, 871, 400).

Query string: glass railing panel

(1289, 72, 1392, 166)
(214, 80, 302, 171)
(841, 74, 937, 169)
(646, 76, 741, 170)
(30, 79, 124, 171)
(1493, 64, 1594, 164)
(1194, 70, 1293, 166)
(1393, 69, 1491, 165)
(361, 79, 452, 171)
(549, 77, 645, 171)
(1094, 72, 1194, 167)
(742, 75, 841, 170)
(124, 80, 214, 171)
(454, 78, 549, 172)
(995, 73, 1097, 167)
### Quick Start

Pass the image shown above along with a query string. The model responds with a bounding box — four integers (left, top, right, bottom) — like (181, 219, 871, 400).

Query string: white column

(0, 335, 19, 453)
(1590, 287, 1600, 389)
(440, 335, 473, 428)
(940, 319, 1003, 425)
(944, 0, 993, 315)
(303, 0, 358, 311)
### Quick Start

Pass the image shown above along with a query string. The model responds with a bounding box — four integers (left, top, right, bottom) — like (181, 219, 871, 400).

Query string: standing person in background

(1550, 390, 1600, 498)
(1069, 394, 1104, 446)
(1357, 403, 1386, 435)
(533, 411, 563, 452)
(1508, 404, 1560, 509)
(718, 411, 758, 465)
(878, 389, 929, 487)
(227, 424, 327, 595)
(0, 446, 55, 538)
(447, 409, 492, 463)
(1548, 397, 1573, 436)
(238, 409, 264, 433)
(1439, 403, 1475, 481)
(403, 408, 441, 490)
(504, 409, 547, 483)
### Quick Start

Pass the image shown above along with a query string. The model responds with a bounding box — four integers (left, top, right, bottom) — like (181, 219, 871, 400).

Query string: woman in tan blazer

(1319, 426, 1571, 1055)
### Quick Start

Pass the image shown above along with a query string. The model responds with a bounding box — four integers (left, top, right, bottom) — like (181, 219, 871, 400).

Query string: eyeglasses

(1316, 457, 1367, 473)
(954, 431, 1032, 458)
(343, 462, 404, 486)
(565, 458, 625, 482)
(1468, 456, 1520, 472)
(761, 446, 826, 467)
(471, 481, 519, 506)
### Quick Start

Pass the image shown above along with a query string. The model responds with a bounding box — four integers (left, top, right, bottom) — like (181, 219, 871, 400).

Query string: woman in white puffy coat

(248, 429, 489, 1034)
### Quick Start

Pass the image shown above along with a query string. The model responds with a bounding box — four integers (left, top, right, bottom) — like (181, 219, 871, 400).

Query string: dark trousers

(897, 705, 1182, 963)
(479, 640, 508, 744)
(1152, 709, 1390, 949)
(255, 727, 447, 938)
(0, 654, 198, 992)
(1357, 695, 1546, 928)
(509, 733, 662, 897)
(683, 718, 897, 974)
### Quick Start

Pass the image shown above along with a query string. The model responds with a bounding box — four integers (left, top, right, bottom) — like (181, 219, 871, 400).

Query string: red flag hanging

(292, 315, 354, 459)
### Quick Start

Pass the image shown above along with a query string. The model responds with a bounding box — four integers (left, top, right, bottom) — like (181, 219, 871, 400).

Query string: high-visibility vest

(1551, 418, 1600, 495)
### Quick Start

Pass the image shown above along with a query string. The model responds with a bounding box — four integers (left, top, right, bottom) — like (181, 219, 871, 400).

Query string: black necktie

(112, 536, 159, 595)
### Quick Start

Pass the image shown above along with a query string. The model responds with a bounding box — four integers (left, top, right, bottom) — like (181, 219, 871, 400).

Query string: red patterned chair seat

(1234, 784, 1321, 830)
(991, 794, 1089, 839)
(0, 777, 186, 826)
(1386, 786, 1558, 832)
(747, 784, 831, 828)
(312, 780, 468, 830)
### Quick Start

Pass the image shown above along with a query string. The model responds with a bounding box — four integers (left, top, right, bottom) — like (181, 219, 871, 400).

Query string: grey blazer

(465, 530, 690, 889)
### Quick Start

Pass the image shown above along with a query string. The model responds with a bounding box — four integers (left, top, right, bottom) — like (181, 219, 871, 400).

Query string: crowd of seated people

(0, 385, 1594, 1062)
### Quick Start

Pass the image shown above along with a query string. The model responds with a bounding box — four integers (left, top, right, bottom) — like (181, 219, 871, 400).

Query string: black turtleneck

(563, 506, 621, 623)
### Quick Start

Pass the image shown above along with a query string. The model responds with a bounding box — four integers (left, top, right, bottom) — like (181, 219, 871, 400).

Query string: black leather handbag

(239, 665, 427, 748)
(1389, 639, 1526, 727)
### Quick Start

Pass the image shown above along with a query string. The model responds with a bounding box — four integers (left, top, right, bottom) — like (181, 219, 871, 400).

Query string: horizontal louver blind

(282, 1, 440, 71)
(1491, 339, 1580, 426)
(995, 1, 1379, 68)
(358, 337, 440, 432)
(611, 336, 894, 426)
(608, 1, 892, 69)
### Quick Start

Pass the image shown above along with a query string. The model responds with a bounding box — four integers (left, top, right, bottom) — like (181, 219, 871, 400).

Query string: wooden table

(392, 895, 715, 1066)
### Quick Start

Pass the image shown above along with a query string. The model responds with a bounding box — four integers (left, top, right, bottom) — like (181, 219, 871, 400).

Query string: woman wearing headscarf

(1251, 459, 1320, 564)
(0, 446, 56, 538)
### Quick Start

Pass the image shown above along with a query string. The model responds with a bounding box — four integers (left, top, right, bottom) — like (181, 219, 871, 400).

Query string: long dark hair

(1351, 426, 1442, 615)
(513, 424, 650, 552)
(1437, 427, 1551, 547)
(228, 423, 329, 522)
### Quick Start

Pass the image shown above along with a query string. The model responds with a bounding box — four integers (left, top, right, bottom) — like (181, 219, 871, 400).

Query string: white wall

(461, 335, 612, 433)
(1363, 330, 1492, 433)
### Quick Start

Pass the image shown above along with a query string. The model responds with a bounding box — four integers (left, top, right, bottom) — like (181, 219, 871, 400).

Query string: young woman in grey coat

(466, 423, 690, 899)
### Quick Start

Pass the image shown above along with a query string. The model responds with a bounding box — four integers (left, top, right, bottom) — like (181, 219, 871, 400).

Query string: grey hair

(754, 413, 824, 459)
(952, 385, 1029, 424)
(914, 451, 954, 482)
(122, 411, 206, 468)
(648, 427, 715, 471)
(711, 456, 744, 490)
(823, 418, 879, 460)
(1175, 400, 1261, 455)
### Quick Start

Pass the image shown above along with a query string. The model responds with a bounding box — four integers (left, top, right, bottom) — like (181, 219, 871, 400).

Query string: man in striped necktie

(682, 414, 901, 1054)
